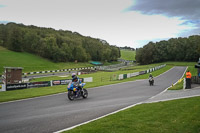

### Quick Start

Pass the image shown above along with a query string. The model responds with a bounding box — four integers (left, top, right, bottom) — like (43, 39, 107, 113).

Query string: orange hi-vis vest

(186, 72, 192, 79)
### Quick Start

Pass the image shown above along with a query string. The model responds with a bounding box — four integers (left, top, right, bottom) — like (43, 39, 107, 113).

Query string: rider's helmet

(149, 73, 152, 77)
(72, 73, 77, 79)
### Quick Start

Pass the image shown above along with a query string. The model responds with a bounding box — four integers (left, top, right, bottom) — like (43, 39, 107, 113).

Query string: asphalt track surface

(0, 67, 186, 133)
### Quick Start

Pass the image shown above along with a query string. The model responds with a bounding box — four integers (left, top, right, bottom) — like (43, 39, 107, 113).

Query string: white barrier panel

(78, 72, 81, 75)
(146, 70, 149, 73)
(118, 74, 123, 80)
(83, 77, 93, 82)
(127, 73, 131, 78)
(1, 84, 6, 91)
(23, 79, 29, 83)
(131, 72, 139, 77)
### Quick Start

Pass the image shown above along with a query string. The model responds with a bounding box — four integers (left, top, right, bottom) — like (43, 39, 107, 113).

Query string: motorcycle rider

(71, 73, 82, 96)
(149, 73, 153, 78)
(149, 73, 154, 85)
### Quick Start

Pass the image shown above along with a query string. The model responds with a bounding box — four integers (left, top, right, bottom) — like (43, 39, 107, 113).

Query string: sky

(0, 0, 199, 48)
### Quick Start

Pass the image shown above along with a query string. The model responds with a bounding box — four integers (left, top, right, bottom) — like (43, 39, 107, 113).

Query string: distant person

(186, 70, 192, 89)
(149, 73, 154, 86)
(149, 73, 153, 78)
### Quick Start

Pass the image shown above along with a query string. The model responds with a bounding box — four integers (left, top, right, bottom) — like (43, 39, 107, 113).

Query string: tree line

(136, 35, 200, 64)
(0, 23, 120, 62)
(119, 46, 135, 51)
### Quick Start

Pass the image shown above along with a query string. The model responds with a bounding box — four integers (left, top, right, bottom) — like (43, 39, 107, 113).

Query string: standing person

(186, 70, 192, 89)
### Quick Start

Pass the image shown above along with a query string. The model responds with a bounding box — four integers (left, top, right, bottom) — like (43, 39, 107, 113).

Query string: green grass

(64, 96, 200, 133)
(0, 61, 197, 102)
(0, 63, 171, 102)
(1, 59, 199, 132)
(0, 85, 67, 102)
(169, 79, 184, 90)
(120, 49, 136, 60)
(0, 46, 93, 74)
(31, 63, 171, 89)
(167, 61, 197, 90)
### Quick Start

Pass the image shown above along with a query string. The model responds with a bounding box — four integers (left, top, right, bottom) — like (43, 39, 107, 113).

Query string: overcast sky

(0, 0, 199, 48)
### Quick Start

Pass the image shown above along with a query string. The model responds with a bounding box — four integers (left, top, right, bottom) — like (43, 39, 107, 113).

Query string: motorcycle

(149, 77, 154, 86)
(67, 81, 88, 100)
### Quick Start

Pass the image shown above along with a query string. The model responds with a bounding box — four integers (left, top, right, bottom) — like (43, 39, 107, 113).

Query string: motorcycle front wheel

(68, 90, 75, 101)
(82, 89, 88, 99)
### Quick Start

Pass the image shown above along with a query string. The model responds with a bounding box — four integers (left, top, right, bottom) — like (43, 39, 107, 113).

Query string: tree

(0, 22, 121, 62)
(136, 35, 200, 64)
(7, 25, 24, 52)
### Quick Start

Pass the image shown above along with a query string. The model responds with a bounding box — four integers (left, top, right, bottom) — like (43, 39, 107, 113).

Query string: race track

(0, 67, 186, 133)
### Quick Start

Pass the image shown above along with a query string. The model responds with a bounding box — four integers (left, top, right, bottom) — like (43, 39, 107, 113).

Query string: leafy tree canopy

(0, 23, 120, 62)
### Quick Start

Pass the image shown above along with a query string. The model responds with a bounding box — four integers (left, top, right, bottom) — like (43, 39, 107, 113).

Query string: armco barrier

(123, 74, 127, 79)
(27, 81, 50, 88)
(131, 72, 139, 77)
(139, 71, 146, 75)
(6, 81, 51, 91)
(52, 79, 72, 86)
(6, 83, 28, 91)
(4, 77, 93, 91)
(118, 74, 123, 80)
(118, 64, 166, 80)
(23, 67, 96, 76)
(191, 76, 200, 84)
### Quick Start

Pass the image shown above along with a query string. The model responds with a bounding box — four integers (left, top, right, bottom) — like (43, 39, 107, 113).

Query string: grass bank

(167, 61, 197, 90)
(0, 62, 197, 102)
(120, 49, 136, 60)
(0, 63, 171, 102)
(31, 63, 170, 88)
(64, 96, 200, 133)
(0, 46, 93, 74)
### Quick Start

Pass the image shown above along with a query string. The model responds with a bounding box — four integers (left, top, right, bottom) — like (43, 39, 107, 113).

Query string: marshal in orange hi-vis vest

(186, 71, 192, 79)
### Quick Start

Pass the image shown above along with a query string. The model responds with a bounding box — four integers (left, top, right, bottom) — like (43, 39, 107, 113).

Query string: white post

(2, 84, 6, 91)
(50, 80, 53, 86)
(183, 78, 186, 89)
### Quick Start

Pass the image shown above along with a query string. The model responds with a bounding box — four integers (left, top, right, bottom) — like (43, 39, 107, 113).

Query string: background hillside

(0, 23, 120, 62)
(0, 46, 93, 74)
(120, 49, 136, 60)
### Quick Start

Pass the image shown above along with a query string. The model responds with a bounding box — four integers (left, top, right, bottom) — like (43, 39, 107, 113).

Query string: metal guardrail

(191, 76, 200, 84)
(96, 62, 134, 71)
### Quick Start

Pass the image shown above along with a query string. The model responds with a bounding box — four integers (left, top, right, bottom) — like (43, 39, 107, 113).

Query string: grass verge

(64, 96, 200, 133)
(0, 46, 94, 74)
(168, 80, 184, 90)
(167, 62, 197, 90)
(0, 64, 171, 102)
(0, 61, 197, 102)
